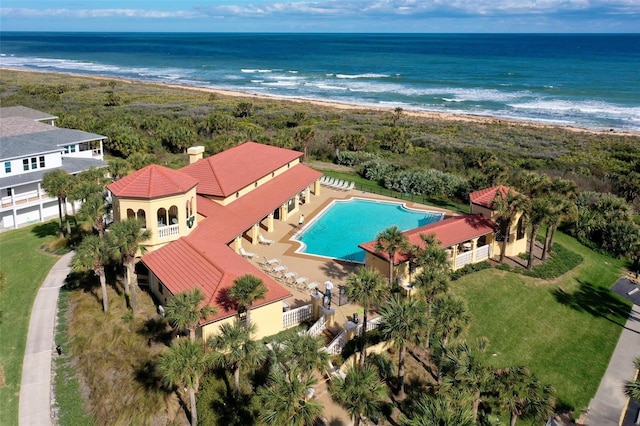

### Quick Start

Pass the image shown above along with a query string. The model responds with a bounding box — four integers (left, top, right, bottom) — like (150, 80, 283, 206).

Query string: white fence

(325, 330, 347, 355)
(158, 224, 180, 238)
(306, 314, 327, 337)
(283, 304, 313, 328)
(455, 250, 473, 268)
(476, 244, 491, 260)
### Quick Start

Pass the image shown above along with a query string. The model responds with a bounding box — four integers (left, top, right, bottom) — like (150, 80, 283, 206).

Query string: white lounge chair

(271, 265, 287, 277)
(259, 256, 280, 268)
(282, 271, 298, 284)
(258, 233, 274, 245)
(294, 276, 308, 289)
(307, 281, 320, 291)
(344, 181, 355, 191)
(240, 247, 256, 259)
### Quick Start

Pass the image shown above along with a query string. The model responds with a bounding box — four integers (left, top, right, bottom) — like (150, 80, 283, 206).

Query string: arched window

(185, 200, 190, 218)
(516, 216, 526, 240)
(127, 208, 135, 220)
(137, 209, 147, 228)
(190, 197, 194, 216)
(157, 208, 167, 226)
(168, 205, 178, 225)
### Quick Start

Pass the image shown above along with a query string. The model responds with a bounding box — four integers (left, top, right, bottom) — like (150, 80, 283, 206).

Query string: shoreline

(2, 67, 638, 137)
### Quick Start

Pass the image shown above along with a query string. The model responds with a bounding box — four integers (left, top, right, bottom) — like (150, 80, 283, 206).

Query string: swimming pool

(293, 198, 444, 263)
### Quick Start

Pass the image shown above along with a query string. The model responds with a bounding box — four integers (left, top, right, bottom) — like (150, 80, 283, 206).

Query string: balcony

(158, 223, 180, 239)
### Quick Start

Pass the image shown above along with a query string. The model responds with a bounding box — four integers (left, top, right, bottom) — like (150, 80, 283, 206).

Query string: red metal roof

(469, 185, 520, 208)
(141, 237, 290, 324)
(107, 164, 198, 199)
(181, 142, 303, 197)
(192, 164, 322, 244)
(359, 214, 496, 264)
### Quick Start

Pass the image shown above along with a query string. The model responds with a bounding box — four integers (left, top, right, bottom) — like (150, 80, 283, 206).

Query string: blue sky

(1, 0, 638, 33)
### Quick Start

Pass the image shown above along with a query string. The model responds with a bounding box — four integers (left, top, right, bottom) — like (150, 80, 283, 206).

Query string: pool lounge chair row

(319, 176, 355, 191)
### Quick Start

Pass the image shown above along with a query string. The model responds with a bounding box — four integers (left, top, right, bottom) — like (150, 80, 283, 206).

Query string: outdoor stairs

(322, 326, 342, 345)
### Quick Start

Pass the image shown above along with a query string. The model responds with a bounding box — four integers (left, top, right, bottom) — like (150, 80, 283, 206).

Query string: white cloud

(0, 7, 203, 19)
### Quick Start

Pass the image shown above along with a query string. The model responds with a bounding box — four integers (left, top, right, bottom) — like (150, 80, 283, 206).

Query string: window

(4, 162, 11, 173)
(39, 156, 45, 168)
(31, 157, 37, 169)
(23, 159, 29, 171)
(7, 188, 12, 197)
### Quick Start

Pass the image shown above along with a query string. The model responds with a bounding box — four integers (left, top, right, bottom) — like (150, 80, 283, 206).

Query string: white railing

(306, 314, 327, 337)
(456, 250, 473, 268)
(283, 304, 313, 328)
(158, 223, 180, 238)
(476, 244, 491, 261)
(355, 315, 383, 337)
(325, 330, 347, 355)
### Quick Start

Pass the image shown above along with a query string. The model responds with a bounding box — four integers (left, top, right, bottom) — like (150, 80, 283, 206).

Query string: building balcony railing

(158, 223, 180, 239)
(0, 192, 55, 209)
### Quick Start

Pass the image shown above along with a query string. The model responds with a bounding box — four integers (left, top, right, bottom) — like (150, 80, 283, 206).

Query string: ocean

(1, 32, 639, 133)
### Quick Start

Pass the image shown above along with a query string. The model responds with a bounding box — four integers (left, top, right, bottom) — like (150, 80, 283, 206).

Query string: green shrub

(450, 261, 492, 281)
(497, 263, 512, 272)
(519, 243, 583, 279)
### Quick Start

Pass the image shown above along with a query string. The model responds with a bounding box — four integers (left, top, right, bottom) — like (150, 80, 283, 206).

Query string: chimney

(187, 146, 204, 164)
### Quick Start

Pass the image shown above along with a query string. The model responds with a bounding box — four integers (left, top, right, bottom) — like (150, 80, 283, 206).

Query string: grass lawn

(0, 221, 61, 424)
(450, 231, 629, 414)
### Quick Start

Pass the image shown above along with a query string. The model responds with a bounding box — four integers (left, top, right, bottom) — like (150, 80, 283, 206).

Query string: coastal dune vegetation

(2, 69, 639, 424)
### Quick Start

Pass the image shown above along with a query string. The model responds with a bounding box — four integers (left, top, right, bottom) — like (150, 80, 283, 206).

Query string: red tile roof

(469, 185, 520, 208)
(359, 214, 496, 264)
(181, 142, 303, 197)
(107, 164, 198, 199)
(142, 238, 290, 324)
(193, 164, 322, 244)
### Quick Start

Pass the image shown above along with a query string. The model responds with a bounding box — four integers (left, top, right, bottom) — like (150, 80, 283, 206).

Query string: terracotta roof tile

(359, 214, 496, 264)
(469, 185, 520, 208)
(107, 164, 198, 199)
(181, 142, 303, 197)
(141, 237, 291, 323)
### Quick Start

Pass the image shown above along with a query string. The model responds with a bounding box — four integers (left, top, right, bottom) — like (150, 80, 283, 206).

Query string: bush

(519, 243, 583, 279)
(450, 261, 492, 281)
(497, 263, 512, 272)
(335, 151, 377, 167)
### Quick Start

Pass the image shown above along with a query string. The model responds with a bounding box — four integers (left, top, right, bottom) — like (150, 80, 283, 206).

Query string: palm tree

(379, 295, 429, 399)
(624, 357, 640, 399)
(375, 225, 410, 288)
(77, 193, 107, 236)
(431, 294, 471, 346)
(293, 125, 315, 162)
(157, 339, 211, 426)
(228, 274, 268, 327)
(494, 366, 556, 426)
(164, 288, 217, 341)
(329, 365, 387, 426)
(258, 369, 323, 425)
(42, 169, 73, 236)
(524, 196, 553, 269)
(109, 218, 151, 311)
(401, 393, 474, 426)
(71, 234, 119, 312)
(107, 158, 131, 181)
(208, 320, 266, 396)
(281, 333, 330, 379)
(438, 340, 489, 422)
(491, 189, 526, 264)
(543, 178, 577, 258)
(344, 267, 389, 367)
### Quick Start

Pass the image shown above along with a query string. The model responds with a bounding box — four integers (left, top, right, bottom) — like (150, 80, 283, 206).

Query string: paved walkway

(19, 251, 74, 426)
(585, 302, 640, 425)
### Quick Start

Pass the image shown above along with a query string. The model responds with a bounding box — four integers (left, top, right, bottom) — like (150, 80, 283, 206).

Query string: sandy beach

(2, 67, 637, 138)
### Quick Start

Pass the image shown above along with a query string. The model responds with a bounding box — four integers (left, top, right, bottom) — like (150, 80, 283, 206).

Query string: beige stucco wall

(112, 186, 198, 251)
(201, 301, 284, 341)
(471, 203, 526, 258)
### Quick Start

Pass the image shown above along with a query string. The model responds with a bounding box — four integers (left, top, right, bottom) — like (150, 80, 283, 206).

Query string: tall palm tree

(77, 193, 108, 236)
(228, 274, 267, 327)
(543, 178, 578, 257)
(208, 320, 266, 396)
(110, 218, 151, 311)
(293, 125, 315, 162)
(624, 357, 640, 400)
(329, 365, 387, 426)
(71, 234, 119, 312)
(375, 225, 410, 288)
(281, 333, 330, 379)
(494, 366, 556, 426)
(431, 294, 471, 346)
(258, 369, 323, 425)
(164, 288, 217, 341)
(491, 189, 526, 264)
(157, 339, 211, 426)
(438, 340, 489, 423)
(42, 169, 73, 236)
(379, 295, 429, 399)
(344, 267, 389, 367)
(400, 393, 474, 426)
(107, 158, 131, 181)
(524, 196, 553, 269)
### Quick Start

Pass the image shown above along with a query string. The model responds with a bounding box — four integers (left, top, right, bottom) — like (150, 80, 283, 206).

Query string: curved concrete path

(585, 303, 640, 425)
(19, 251, 74, 426)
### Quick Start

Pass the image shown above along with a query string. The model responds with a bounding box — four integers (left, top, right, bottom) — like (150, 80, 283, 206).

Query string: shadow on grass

(31, 220, 60, 238)
(552, 280, 635, 330)
(208, 389, 256, 425)
(138, 317, 172, 346)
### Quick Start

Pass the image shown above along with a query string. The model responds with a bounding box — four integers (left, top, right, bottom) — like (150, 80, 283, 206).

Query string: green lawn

(450, 231, 628, 413)
(0, 222, 60, 424)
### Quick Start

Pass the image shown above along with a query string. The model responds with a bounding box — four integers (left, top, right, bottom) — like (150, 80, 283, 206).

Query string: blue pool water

(293, 198, 443, 263)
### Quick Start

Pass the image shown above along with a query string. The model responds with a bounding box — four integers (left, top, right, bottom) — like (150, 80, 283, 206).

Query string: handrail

(306, 314, 327, 337)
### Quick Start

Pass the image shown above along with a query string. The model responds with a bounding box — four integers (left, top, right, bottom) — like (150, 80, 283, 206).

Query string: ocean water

(1, 32, 639, 133)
